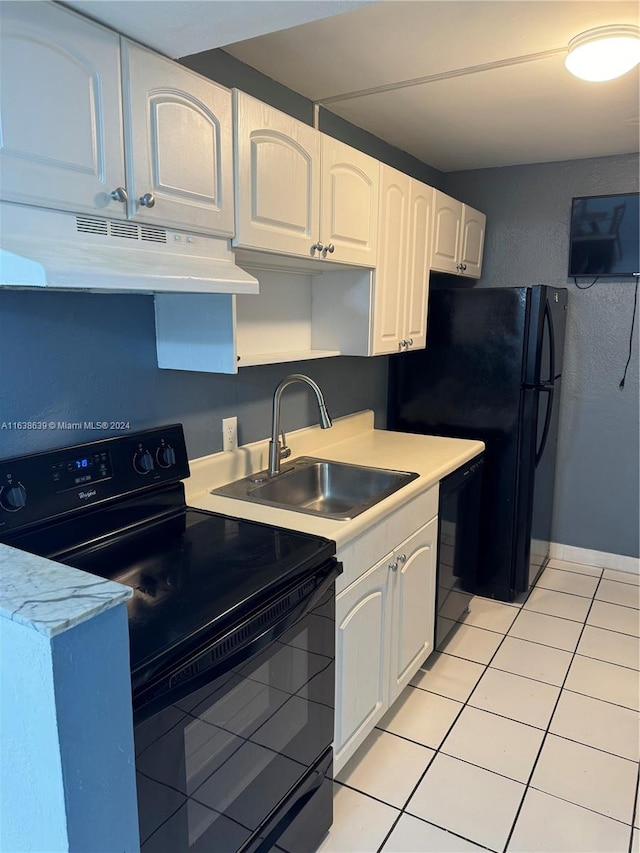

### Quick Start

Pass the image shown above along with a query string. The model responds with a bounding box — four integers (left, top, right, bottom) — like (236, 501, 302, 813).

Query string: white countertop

(0, 412, 482, 637)
(186, 411, 485, 551)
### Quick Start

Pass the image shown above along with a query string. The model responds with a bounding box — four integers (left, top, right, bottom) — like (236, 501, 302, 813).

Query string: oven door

(133, 564, 338, 853)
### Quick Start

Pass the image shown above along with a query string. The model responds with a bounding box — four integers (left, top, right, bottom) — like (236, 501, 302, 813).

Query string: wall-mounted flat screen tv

(568, 192, 639, 278)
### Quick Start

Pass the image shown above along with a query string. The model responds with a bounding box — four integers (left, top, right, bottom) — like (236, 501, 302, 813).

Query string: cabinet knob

(310, 242, 324, 256)
(399, 340, 407, 350)
(461, 263, 467, 271)
(110, 186, 128, 204)
(407, 339, 414, 347)
(321, 243, 335, 258)
(456, 263, 462, 272)
(397, 553, 406, 564)
(388, 561, 398, 572)
(139, 192, 155, 209)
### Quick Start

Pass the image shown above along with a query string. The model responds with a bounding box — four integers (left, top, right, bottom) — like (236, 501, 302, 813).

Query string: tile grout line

(501, 567, 613, 852)
(629, 770, 640, 853)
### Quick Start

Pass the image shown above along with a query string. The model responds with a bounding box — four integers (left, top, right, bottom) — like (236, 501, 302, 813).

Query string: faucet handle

(279, 431, 291, 461)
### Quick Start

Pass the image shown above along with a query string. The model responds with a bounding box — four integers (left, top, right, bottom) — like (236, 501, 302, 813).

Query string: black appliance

(568, 192, 639, 278)
(0, 425, 341, 852)
(389, 285, 567, 601)
(436, 455, 484, 647)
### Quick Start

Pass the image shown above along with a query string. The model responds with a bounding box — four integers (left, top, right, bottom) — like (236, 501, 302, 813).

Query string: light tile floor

(319, 559, 640, 853)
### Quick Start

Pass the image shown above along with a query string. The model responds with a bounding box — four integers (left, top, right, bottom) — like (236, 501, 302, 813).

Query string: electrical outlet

(222, 416, 238, 451)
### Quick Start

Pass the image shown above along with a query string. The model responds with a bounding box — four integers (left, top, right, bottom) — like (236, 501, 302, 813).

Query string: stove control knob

(156, 445, 176, 468)
(133, 450, 155, 474)
(0, 483, 27, 512)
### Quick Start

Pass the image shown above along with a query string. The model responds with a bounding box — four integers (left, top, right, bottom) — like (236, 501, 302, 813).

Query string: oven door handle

(134, 558, 340, 719)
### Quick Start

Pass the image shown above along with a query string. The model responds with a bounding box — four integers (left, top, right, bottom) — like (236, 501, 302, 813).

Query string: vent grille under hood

(0, 203, 258, 295)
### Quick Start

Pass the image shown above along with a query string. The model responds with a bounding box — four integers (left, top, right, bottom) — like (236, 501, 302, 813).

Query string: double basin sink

(212, 456, 419, 520)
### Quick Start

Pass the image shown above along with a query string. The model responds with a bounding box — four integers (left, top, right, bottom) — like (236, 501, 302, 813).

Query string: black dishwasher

(436, 455, 484, 647)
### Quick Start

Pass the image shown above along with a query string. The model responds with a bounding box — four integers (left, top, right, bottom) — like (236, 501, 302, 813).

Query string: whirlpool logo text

(78, 489, 97, 501)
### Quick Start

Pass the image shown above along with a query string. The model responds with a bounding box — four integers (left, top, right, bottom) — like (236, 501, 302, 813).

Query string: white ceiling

(64, 0, 639, 173)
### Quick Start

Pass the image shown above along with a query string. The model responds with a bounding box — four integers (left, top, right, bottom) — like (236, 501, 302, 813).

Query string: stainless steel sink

(211, 456, 419, 520)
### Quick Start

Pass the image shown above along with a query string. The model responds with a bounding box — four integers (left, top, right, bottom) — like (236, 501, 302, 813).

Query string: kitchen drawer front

(337, 484, 438, 594)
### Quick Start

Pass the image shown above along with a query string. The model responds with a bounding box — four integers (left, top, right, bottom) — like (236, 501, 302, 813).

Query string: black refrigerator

(388, 285, 568, 602)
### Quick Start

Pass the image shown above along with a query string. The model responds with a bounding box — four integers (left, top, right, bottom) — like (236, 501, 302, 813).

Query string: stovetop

(0, 425, 336, 693)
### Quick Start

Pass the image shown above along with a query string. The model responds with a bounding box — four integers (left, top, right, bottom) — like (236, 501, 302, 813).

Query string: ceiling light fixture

(565, 24, 640, 82)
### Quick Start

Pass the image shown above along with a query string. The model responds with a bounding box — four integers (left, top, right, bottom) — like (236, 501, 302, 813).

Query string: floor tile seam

(410, 682, 485, 704)
(332, 778, 402, 813)
(594, 596, 640, 611)
(544, 728, 640, 764)
(574, 649, 640, 674)
(535, 580, 598, 600)
(389, 809, 499, 853)
(574, 649, 640, 673)
(500, 575, 605, 851)
(464, 699, 553, 732)
(435, 744, 538, 786)
(453, 619, 514, 635)
(599, 574, 640, 587)
(510, 601, 588, 628)
(521, 602, 591, 624)
(372, 723, 441, 754)
(546, 562, 604, 578)
(504, 631, 580, 654)
(560, 685, 640, 714)
(584, 624, 640, 640)
(487, 660, 568, 690)
(450, 621, 513, 637)
(527, 783, 636, 827)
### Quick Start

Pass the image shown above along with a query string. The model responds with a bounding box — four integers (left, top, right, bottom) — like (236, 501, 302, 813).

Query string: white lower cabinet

(334, 492, 438, 774)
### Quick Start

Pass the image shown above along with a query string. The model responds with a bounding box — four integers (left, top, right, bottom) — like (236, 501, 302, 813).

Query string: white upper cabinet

(371, 165, 432, 355)
(431, 189, 486, 278)
(233, 91, 378, 265)
(121, 41, 234, 236)
(0, 2, 125, 216)
(233, 90, 320, 256)
(0, 3, 234, 237)
(320, 135, 379, 266)
(459, 205, 486, 278)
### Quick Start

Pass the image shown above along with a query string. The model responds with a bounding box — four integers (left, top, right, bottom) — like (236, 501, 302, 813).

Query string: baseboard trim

(549, 543, 640, 576)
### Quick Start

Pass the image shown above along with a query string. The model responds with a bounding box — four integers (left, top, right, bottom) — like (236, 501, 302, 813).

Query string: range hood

(0, 203, 259, 295)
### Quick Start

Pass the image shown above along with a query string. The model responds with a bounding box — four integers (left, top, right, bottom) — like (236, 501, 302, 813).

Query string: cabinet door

(431, 190, 463, 274)
(389, 516, 438, 704)
(233, 90, 320, 257)
(121, 41, 234, 236)
(334, 557, 393, 772)
(0, 2, 125, 216)
(403, 180, 433, 351)
(460, 205, 486, 278)
(370, 165, 410, 355)
(320, 136, 379, 266)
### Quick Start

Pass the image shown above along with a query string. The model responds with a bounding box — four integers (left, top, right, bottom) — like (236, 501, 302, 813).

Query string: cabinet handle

(461, 263, 467, 271)
(310, 242, 324, 256)
(407, 339, 414, 347)
(397, 553, 406, 564)
(399, 340, 407, 350)
(456, 263, 462, 272)
(321, 243, 335, 258)
(139, 192, 155, 209)
(388, 561, 398, 572)
(110, 186, 128, 204)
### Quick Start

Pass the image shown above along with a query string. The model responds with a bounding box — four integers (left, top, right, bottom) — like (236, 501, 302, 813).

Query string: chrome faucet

(268, 374, 332, 477)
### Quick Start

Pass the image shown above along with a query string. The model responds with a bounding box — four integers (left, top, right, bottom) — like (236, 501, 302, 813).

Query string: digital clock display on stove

(52, 451, 113, 491)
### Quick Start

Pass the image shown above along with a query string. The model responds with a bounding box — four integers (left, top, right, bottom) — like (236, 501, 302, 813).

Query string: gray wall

(444, 153, 640, 558)
(0, 291, 387, 459)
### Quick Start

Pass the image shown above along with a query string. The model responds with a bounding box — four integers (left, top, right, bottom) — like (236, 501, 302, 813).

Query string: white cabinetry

(0, 3, 234, 237)
(334, 488, 438, 773)
(371, 166, 432, 355)
(233, 91, 378, 265)
(431, 190, 485, 278)
(121, 41, 234, 235)
(0, 2, 125, 216)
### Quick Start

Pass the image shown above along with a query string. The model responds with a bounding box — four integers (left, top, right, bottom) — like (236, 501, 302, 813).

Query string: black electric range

(0, 425, 340, 852)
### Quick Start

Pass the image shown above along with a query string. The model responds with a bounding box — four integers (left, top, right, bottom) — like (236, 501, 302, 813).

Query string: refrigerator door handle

(544, 299, 556, 383)
(535, 386, 555, 467)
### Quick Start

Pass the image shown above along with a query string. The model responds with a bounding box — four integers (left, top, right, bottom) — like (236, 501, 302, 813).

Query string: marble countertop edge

(0, 543, 133, 639)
